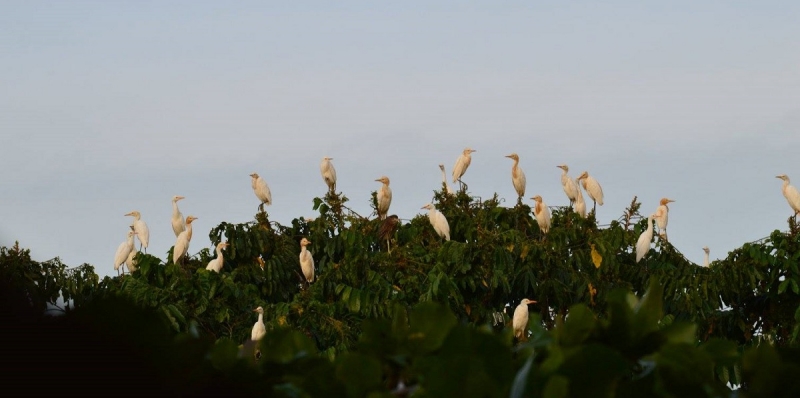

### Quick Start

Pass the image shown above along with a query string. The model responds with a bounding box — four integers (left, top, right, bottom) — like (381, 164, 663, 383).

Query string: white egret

(557, 165, 578, 206)
(125, 250, 137, 273)
(636, 214, 655, 263)
(171, 195, 186, 237)
(574, 179, 587, 218)
(206, 241, 230, 273)
(320, 157, 337, 193)
(173, 215, 198, 264)
(438, 164, 454, 195)
(252, 306, 266, 342)
(452, 147, 476, 189)
(421, 203, 450, 241)
(702, 246, 710, 267)
(653, 198, 675, 241)
(577, 171, 604, 212)
(114, 231, 135, 276)
(250, 173, 272, 212)
(375, 176, 392, 220)
(512, 298, 537, 340)
(299, 237, 314, 283)
(531, 195, 551, 235)
(505, 153, 526, 201)
(124, 211, 149, 253)
(776, 174, 800, 218)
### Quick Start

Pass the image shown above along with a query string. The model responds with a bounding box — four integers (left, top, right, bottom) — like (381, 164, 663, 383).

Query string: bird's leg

(387, 239, 392, 254)
(517, 196, 523, 207)
(593, 201, 597, 213)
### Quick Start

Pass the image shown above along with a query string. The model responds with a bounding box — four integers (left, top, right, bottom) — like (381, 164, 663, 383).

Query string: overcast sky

(2, 1, 799, 278)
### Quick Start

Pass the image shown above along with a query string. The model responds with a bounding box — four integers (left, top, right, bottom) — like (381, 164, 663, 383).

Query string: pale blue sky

(1, 1, 799, 276)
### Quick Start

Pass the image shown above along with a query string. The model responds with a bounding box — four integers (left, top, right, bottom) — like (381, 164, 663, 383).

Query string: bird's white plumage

(452, 148, 476, 184)
(299, 238, 314, 283)
(506, 154, 526, 198)
(125, 211, 149, 250)
(376, 176, 392, 220)
(531, 195, 551, 234)
(653, 198, 674, 239)
(114, 231, 135, 274)
(574, 179, 587, 218)
(171, 195, 186, 237)
(636, 214, 655, 263)
(557, 165, 578, 204)
(702, 247, 710, 267)
(320, 157, 336, 193)
(173, 215, 197, 264)
(777, 175, 800, 215)
(422, 203, 450, 241)
(125, 250, 137, 273)
(439, 164, 454, 195)
(578, 171, 604, 207)
(252, 306, 266, 341)
(206, 241, 229, 273)
(250, 173, 272, 207)
(512, 299, 535, 339)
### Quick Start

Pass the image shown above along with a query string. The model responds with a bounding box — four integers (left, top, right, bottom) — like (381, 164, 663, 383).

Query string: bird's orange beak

(529, 300, 538, 304)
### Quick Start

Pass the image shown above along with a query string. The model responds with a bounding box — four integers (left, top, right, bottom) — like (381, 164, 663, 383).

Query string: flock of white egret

(110, 147, 800, 343)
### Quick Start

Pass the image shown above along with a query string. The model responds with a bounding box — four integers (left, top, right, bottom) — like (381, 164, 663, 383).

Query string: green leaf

(208, 338, 239, 371)
(408, 301, 457, 354)
(335, 353, 383, 398)
(542, 375, 569, 398)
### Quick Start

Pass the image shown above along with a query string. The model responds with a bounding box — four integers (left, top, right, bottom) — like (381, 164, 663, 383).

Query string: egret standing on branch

(702, 246, 710, 267)
(320, 157, 336, 193)
(452, 147, 476, 190)
(299, 237, 315, 284)
(173, 215, 197, 265)
(776, 174, 800, 219)
(574, 179, 587, 218)
(505, 153, 526, 203)
(206, 241, 229, 273)
(636, 214, 655, 263)
(653, 198, 675, 241)
(375, 176, 392, 220)
(577, 171, 604, 213)
(512, 298, 537, 340)
(171, 196, 186, 237)
(422, 203, 450, 241)
(439, 164, 454, 195)
(250, 173, 272, 212)
(531, 195, 551, 235)
(556, 165, 578, 207)
(114, 230, 135, 276)
(124, 211, 149, 253)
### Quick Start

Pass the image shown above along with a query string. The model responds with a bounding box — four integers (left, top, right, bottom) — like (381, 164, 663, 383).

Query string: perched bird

(173, 215, 198, 264)
(421, 203, 450, 241)
(252, 306, 266, 342)
(125, 250, 138, 273)
(531, 195, 551, 234)
(577, 171, 604, 212)
(512, 298, 537, 340)
(378, 215, 400, 253)
(299, 237, 314, 284)
(636, 214, 655, 263)
(557, 165, 578, 206)
(250, 173, 272, 212)
(574, 179, 587, 218)
(114, 230, 135, 276)
(206, 241, 230, 273)
(375, 176, 392, 220)
(702, 246, 710, 267)
(171, 195, 186, 238)
(452, 148, 477, 189)
(776, 174, 800, 218)
(320, 157, 337, 193)
(653, 198, 675, 241)
(124, 211, 149, 253)
(505, 153, 527, 201)
(438, 164, 454, 195)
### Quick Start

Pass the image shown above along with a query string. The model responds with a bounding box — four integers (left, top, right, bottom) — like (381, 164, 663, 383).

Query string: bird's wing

(452, 155, 466, 182)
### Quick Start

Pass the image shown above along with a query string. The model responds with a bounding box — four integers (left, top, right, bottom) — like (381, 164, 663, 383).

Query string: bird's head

(186, 215, 198, 224)
(300, 237, 311, 246)
(218, 241, 229, 250)
(127, 231, 135, 238)
(375, 176, 390, 185)
(438, 164, 445, 171)
(505, 153, 519, 161)
(776, 174, 789, 181)
(557, 164, 569, 172)
(124, 211, 140, 217)
(173, 195, 185, 202)
(250, 173, 260, 179)
(253, 306, 264, 314)
(323, 156, 333, 161)
(530, 195, 543, 203)
(578, 171, 589, 180)
(660, 198, 675, 205)
(421, 203, 433, 210)
(702, 246, 709, 254)
(464, 148, 476, 155)
(521, 298, 537, 305)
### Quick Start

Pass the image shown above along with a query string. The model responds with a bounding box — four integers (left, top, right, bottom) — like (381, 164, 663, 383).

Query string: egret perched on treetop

(653, 198, 675, 241)
(531, 195, 551, 235)
(252, 306, 266, 342)
(505, 153, 526, 202)
(577, 171, 604, 212)
(452, 147, 476, 189)
(250, 173, 272, 212)
(636, 214, 655, 263)
(421, 203, 450, 241)
(173, 215, 197, 264)
(438, 164, 454, 195)
(375, 176, 392, 220)
(114, 230, 135, 276)
(512, 298, 537, 340)
(299, 237, 314, 284)
(206, 241, 229, 273)
(124, 211, 149, 253)
(776, 174, 800, 218)
(320, 157, 336, 193)
(702, 246, 710, 267)
(556, 165, 578, 207)
(171, 196, 186, 237)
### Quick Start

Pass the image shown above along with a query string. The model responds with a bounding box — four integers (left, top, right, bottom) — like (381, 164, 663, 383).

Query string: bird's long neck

(440, 167, 446, 182)
(216, 246, 224, 260)
(127, 234, 134, 246)
(186, 222, 193, 241)
(172, 201, 180, 217)
(257, 313, 264, 324)
(301, 244, 307, 254)
(783, 179, 790, 193)
(703, 252, 709, 267)
(647, 217, 653, 230)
